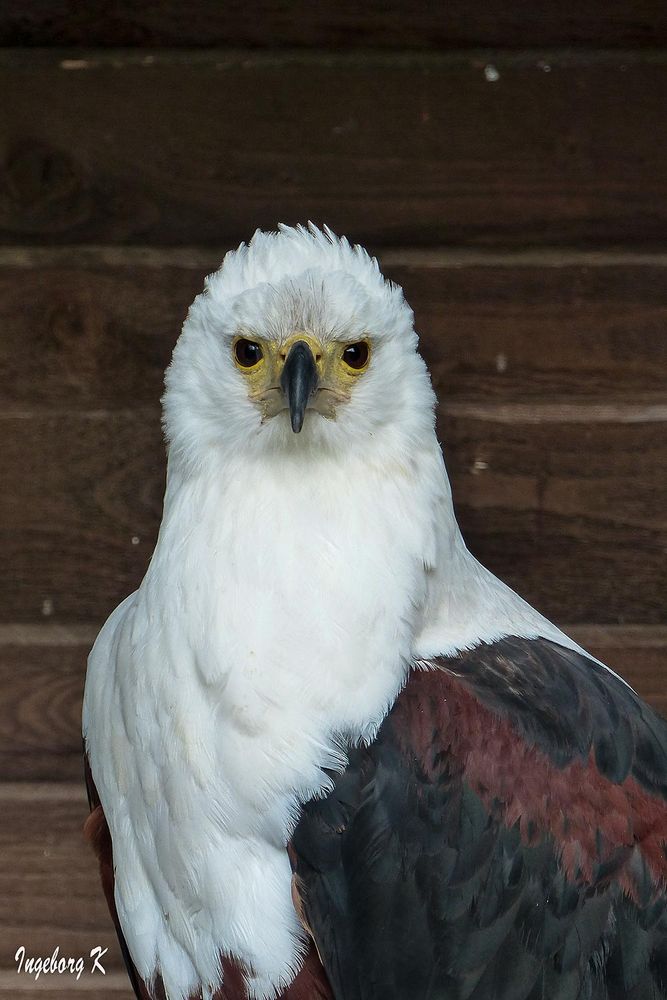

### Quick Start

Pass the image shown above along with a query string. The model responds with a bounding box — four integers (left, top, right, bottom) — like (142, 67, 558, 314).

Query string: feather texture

(292, 638, 667, 1000)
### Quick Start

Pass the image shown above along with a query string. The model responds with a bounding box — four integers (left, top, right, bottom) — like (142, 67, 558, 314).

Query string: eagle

(83, 224, 667, 1000)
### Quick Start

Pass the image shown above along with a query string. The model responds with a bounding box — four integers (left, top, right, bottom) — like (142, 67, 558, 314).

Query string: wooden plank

(1, 1, 666, 48)
(444, 414, 667, 624)
(0, 635, 89, 781)
(0, 411, 164, 624)
(0, 410, 665, 626)
(569, 626, 667, 716)
(1, 250, 667, 410)
(0, 784, 124, 975)
(0, 977, 131, 997)
(0, 253, 199, 411)
(1, 625, 665, 781)
(1, 981, 130, 997)
(398, 258, 667, 405)
(2, 51, 667, 247)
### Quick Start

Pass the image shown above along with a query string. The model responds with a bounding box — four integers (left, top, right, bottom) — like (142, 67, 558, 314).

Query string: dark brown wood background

(1, 4, 666, 997)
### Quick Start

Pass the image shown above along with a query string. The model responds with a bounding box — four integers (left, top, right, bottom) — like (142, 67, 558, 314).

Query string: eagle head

(162, 223, 436, 468)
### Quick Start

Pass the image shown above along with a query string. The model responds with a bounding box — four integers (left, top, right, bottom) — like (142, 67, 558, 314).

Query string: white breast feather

(84, 445, 443, 999)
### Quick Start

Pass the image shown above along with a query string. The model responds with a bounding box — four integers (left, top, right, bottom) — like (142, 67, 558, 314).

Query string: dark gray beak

(280, 341, 319, 433)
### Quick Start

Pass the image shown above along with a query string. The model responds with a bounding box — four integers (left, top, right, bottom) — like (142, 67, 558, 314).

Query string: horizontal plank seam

(2, 403, 667, 424)
(381, 248, 667, 269)
(5, 246, 667, 269)
(0, 625, 98, 646)
(0, 408, 157, 420)
(1, 625, 667, 649)
(567, 625, 667, 648)
(0, 970, 130, 991)
(0, 784, 87, 801)
(442, 402, 667, 424)
(2, 47, 667, 70)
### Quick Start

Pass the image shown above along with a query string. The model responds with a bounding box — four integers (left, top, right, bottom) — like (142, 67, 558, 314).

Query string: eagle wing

(290, 636, 667, 1000)
(83, 755, 149, 1000)
(83, 755, 333, 1000)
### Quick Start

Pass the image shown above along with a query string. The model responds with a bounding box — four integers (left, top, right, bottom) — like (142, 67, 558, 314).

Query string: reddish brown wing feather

(401, 667, 667, 894)
(290, 638, 667, 1000)
(83, 756, 333, 1000)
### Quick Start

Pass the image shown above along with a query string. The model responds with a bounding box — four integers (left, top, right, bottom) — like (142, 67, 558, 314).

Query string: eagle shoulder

(291, 636, 667, 1000)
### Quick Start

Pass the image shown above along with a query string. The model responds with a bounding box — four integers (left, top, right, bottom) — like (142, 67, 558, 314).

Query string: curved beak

(280, 340, 319, 433)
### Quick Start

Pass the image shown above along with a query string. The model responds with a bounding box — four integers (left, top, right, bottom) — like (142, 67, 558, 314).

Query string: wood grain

(0, 784, 124, 975)
(2, 51, 667, 247)
(0, 410, 665, 626)
(2, 249, 667, 411)
(1, 1, 665, 48)
(1, 981, 131, 997)
(0, 411, 165, 624)
(0, 636, 89, 781)
(443, 414, 667, 624)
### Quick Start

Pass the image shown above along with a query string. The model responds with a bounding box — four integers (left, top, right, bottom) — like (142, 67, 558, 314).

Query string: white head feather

(162, 223, 436, 471)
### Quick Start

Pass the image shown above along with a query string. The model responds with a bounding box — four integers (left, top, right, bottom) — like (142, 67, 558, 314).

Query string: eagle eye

(234, 338, 264, 368)
(342, 341, 370, 371)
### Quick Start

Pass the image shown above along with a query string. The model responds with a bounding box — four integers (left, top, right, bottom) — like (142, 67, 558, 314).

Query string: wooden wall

(1, 4, 666, 996)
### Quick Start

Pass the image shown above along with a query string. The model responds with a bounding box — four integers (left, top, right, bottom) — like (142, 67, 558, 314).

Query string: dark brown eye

(342, 341, 370, 370)
(234, 338, 263, 368)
